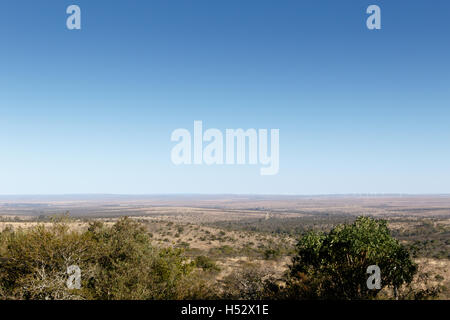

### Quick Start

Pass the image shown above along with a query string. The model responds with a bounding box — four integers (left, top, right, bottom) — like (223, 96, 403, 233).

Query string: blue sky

(0, 0, 449, 194)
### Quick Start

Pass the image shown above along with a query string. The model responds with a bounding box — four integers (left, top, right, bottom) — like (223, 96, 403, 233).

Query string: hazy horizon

(1, 193, 450, 198)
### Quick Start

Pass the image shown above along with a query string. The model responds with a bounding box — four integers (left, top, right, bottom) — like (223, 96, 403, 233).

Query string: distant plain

(0, 194, 448, 299)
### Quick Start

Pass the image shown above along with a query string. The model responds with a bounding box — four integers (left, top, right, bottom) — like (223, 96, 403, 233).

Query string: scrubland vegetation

(0, 214, 447, 300)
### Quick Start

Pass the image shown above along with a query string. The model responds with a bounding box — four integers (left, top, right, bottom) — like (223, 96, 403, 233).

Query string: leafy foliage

(0, 218, 198, 300)
(287, 216, 417, 299)
(0, 216, 441, 300)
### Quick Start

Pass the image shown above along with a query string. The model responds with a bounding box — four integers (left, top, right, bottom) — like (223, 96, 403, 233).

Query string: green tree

(287, 216, 417, 299)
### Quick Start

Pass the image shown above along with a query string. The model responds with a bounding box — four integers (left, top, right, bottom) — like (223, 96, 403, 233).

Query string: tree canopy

(288, 216, 417, 299)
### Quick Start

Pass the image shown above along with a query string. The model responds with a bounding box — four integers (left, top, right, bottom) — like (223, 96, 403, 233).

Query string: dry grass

(0, 195, 449, 299)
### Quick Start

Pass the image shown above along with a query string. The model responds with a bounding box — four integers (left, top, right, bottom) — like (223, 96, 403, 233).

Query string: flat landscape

(0, 194, 449, 299)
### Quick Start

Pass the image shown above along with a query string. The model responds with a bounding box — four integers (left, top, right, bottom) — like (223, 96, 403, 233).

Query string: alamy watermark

(366, 5, 381, 30)
(66, 5, 81, 30)
(66, 265, 81, 289)
(65, 4, 380, 31)
(366, 265, 381, 290)
(171, 121, 280, 175)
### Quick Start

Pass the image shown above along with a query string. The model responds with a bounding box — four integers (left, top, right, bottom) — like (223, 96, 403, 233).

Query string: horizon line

(0, 193, 450, 197)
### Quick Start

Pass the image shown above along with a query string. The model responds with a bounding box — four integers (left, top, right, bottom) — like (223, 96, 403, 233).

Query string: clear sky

(0, 0, 449, 195)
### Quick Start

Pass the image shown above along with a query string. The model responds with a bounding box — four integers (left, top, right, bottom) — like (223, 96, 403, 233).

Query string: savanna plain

(0, 195, 448, 300)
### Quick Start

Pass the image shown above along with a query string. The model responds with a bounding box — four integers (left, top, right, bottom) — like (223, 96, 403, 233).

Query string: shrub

(220, 265, 277, 300)
(263, 248, 281, 260)
(0, 218, 197, 300)
(194, 256, 220, 272)
(287, 216, 417, 299)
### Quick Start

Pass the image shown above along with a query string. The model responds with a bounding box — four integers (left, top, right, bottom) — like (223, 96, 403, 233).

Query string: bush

(194, 256, 220, 272)
(0, 218, 198, 300)
(286, 216, 417, 299)
(263, 248, 281, 260)
(220, 265, 277, 300)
